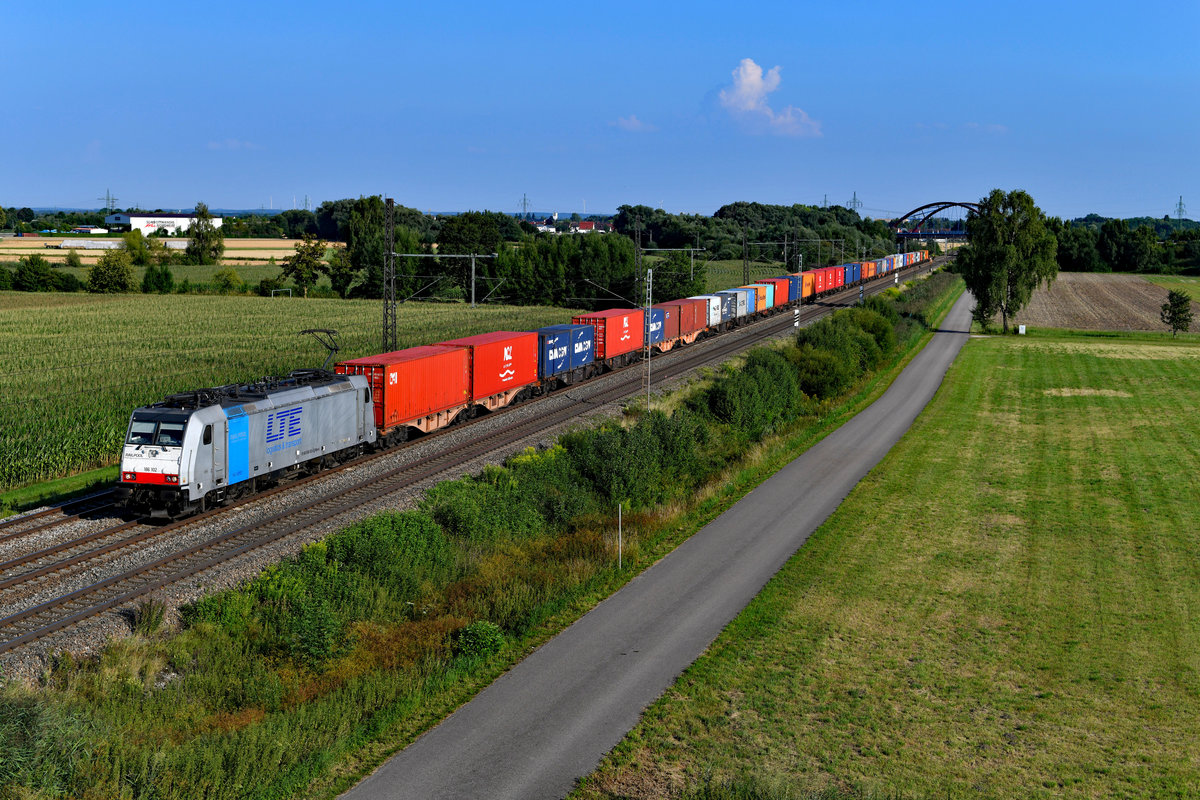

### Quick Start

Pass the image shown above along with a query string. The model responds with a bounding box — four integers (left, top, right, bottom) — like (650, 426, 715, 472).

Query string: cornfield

(0, 291, 579, 493)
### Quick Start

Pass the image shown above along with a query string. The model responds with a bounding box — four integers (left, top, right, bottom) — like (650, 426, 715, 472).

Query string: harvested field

(1013, 272, 1200, 331)
(0, 237, 312, 266)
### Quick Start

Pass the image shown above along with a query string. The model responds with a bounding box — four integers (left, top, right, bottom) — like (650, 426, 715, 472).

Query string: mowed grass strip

(573, 331, 1200, 800)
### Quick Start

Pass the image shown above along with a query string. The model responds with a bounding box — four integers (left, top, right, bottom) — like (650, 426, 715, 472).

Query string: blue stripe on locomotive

(224, 407, 250, 484)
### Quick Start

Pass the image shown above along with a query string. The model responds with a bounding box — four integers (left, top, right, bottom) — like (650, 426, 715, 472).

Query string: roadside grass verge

(0, 273, 963, 800)
(573, 328, 1200, 799)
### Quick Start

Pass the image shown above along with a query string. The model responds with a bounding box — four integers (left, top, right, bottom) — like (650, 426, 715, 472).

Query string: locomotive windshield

(128, 420, 157, 445)
(127, 414, 189, 447)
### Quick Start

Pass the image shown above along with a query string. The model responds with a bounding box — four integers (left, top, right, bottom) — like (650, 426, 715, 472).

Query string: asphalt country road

(342, 291, 974, 800)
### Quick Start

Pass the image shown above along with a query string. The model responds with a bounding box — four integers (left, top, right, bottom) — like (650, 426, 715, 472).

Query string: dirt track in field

(1013, 272, 1200, 331)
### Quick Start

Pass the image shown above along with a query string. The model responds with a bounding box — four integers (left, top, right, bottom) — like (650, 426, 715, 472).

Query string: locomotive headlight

(122, 471, 136, 481)
(165, 475, 179, 484)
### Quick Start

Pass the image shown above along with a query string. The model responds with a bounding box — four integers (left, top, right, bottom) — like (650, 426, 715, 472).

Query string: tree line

(1049, 217, 1200, 274)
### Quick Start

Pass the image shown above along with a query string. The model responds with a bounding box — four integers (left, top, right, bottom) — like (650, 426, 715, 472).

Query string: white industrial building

(104, 212, 223, 235)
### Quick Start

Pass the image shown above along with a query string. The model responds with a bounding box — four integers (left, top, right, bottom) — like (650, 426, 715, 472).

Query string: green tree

(14, 254, 57, 291)
(123, 229, 151, 266)
(277, 209, 318, 238)
(1160, 290, 1193, 336)
(211, 267, 244, 294)
(280, 233, 328, 297)
(437, 211, 504, 293)
(1095, 218, 1158, 272)
(185, 202, 225, 265)
(0, 207, 7, 228)
(649, 250, 706, 302)
(141, 262, 175, 294)
(1053, 223, 1103, 272)
(87, 249, 135, 293)
(325, 247, 356, 299)
(957, 189, 1058, 332)
(64, 248, 83, 270)
(346, 195, 386, 298)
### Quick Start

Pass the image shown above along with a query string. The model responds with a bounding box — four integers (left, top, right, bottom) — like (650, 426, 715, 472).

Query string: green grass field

(574, 329, 1200, 799)
(702, 260, 790, 294)
(1144, 274, 1200, 301)
(0, 292, 579, 493)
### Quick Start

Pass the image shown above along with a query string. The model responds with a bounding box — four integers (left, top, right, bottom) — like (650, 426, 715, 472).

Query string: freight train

(117, 250, 929, 517)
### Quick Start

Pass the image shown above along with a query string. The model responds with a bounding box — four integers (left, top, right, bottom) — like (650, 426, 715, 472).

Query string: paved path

(342, 292, 974, 800)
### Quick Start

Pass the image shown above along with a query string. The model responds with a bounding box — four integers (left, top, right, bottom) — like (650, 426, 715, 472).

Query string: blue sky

(3, 0, 1196, 220)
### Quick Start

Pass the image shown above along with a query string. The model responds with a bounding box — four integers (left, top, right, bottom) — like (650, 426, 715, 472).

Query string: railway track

(0, 257, 948, 656)
(0, 490, 118, 543)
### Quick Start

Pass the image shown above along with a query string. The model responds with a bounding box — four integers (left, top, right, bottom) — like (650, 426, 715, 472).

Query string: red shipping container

(680, 298, 707, 333)
(656, 299, 705, 336)
(761, 277, 790, 305)
(336, 345, 469, 431)
(812, 270, 825, 295)
(651, 303, 679, 340)
(572, 309, 645, 360)
(437, 331, 538, 401)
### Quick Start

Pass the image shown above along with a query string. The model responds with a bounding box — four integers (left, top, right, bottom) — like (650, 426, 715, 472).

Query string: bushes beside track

(0, 271, 964, 800)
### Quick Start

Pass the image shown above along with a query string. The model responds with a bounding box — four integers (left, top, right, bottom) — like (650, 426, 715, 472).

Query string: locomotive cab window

(156, 421, 186, 447)
(203, 425, 212, 445)
(128, 420, 156, 445)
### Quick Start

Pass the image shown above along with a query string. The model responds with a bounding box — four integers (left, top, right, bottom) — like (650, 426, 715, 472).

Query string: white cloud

(719, 58, 820, 137)
(613, 114, 656, 133)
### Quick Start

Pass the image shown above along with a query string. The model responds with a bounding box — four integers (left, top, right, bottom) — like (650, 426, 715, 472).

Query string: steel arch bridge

(891, 201, 980, 239)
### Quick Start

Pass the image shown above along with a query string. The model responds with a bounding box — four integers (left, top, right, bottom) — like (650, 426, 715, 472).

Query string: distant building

(104, 213, 223, 235)
(71, 226, 108, 234)
(568, 220, 612, 234)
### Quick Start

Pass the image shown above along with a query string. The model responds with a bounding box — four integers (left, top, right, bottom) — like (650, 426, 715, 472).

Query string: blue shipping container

(717, 292, 734, 321)
(645, 307, 665, 344)
(846, 263, 861, 284)
(716, 289, 747, 318)
(775, 275, 801, 303)
(537, 324, 595, 378)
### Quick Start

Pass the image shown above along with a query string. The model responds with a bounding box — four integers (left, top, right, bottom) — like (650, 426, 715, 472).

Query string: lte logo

(266, 407, 303, 443)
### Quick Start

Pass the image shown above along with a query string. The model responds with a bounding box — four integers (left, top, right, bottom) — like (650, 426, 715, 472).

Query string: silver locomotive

(117, 370, 376, 518)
